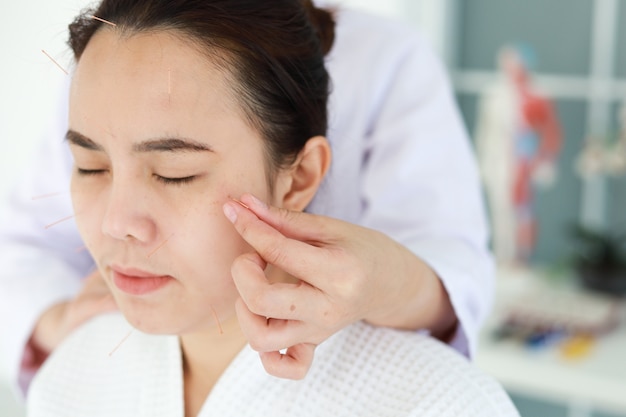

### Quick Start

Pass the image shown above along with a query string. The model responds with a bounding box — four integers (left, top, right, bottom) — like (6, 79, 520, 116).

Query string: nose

(101, 181, 157, 243)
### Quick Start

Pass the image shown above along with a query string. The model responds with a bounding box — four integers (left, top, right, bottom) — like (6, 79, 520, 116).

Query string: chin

(116, 299, 186, 335)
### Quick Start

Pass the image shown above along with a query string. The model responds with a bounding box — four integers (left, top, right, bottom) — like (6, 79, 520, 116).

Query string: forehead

(69, 29, 241, 137)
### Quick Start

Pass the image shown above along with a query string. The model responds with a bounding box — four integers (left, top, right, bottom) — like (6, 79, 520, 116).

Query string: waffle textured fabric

(28, 313, 519, 417)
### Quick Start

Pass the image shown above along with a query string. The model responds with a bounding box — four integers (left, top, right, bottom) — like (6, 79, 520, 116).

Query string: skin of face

(68, 28, 286, 336)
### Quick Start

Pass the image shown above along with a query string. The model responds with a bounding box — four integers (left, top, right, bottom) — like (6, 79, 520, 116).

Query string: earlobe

(279, 136, 331, 211)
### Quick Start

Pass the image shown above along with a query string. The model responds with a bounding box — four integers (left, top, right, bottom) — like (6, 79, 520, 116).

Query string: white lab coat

(0, 6, 493, 396)
(28, 313, 518, 417)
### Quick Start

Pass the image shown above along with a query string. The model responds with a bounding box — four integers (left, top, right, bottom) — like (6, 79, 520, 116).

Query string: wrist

(363, 243, 430, 330)
(364, 246, 458, 339)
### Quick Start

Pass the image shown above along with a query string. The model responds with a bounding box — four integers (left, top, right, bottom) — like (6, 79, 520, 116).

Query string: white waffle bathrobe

(27, 313, 519, 417)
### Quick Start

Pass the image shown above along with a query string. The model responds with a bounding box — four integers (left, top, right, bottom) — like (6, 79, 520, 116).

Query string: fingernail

(223, 203, 238, 223)
(247, 194, 268, 211)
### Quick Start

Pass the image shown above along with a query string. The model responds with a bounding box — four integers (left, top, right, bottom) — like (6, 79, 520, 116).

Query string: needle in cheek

(230, 197, 250, 210)
(224, 197, 251, 223)
(146, 233, 175, 259)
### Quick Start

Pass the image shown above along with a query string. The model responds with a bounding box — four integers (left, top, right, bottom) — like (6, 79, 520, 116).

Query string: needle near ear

(230, 197, 250, 210)
(224, 197, 253, 223)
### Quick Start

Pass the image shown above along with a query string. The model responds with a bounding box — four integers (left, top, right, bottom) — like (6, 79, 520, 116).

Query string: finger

(73, 293, 118, 322)
(223, 200, 327, 283)
(64, 294, 118, 337)
(235, 297, 324, 353)
(258, 343, 316, 380)
(232, 250, 267, 275)
(238, 193, 341, 243)
(231, 252, 323, 321)
(90, 293, 119, 314)
(78, 269, 110, 296)
(77, 270, 117, 312)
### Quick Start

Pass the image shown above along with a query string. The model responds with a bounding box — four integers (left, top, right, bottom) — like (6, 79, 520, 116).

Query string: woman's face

(69, 29, 275, 335)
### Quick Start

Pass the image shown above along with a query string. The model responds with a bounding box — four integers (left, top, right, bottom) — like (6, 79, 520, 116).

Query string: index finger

(223, 199, 331, 287)
(238, 193, 341, 243)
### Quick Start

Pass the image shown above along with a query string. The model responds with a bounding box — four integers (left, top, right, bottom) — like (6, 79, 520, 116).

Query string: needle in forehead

(88, 15, 117, 27)
(168, 68, 172, 104)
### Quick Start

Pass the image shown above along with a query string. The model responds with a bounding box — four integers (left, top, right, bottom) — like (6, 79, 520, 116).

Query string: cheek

(169, 199, 246, 298)
(173, 182, 270, 269)
(70, 175, 104, 248)
(177, 187, 247, 251)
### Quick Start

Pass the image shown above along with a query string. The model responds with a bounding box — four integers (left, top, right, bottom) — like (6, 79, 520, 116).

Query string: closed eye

(76, 167, 197, 186)
(77, 168, 107, 176)
(154, 175, 197, 186)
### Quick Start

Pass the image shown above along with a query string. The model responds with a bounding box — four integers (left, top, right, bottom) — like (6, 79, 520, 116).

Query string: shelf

(476, 266, 626, 415)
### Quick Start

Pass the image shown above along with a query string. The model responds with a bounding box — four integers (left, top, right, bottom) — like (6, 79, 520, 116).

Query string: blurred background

(1, 0, 625, 416)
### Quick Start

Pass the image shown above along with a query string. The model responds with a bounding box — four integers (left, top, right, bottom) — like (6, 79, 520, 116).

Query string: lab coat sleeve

(354, 20, 494, 357)
(0, 92, 94, 396)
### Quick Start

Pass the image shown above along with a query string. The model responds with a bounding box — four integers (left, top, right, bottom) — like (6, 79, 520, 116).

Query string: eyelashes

(154, 175, 197, 186)
(77, 168, 106, 176)
(75, 168, 197, 186)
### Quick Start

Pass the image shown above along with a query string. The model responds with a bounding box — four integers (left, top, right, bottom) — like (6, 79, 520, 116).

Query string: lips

(111, 265, 174, 296)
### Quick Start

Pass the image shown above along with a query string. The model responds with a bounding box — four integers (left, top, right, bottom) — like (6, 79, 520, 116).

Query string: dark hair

(68, 0, 334, 177)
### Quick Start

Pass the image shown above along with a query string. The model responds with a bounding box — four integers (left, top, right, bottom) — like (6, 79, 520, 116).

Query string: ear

(274, 136, 331, 211)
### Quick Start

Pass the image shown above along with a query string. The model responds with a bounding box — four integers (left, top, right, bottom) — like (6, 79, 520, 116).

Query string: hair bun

(302, 0, 335, 55)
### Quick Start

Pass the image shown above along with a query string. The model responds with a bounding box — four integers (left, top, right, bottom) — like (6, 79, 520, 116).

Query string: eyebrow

(65, 129, 214, 153)
(65, 130, 103, 151)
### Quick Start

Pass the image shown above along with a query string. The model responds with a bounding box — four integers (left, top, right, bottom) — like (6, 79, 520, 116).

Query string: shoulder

(320, 5, 452, 129)
(327, 6, 435, 67)
(27, 313, 180, 416)
(309, 322, 519, 416)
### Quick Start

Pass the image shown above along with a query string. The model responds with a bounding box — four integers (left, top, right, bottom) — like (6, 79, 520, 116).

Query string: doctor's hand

(223, 193, 457, 380)
(29, 269, 118, 360)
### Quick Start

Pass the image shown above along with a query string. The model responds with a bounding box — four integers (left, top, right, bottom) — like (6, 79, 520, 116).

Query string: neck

(180, 314, 247, 417)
